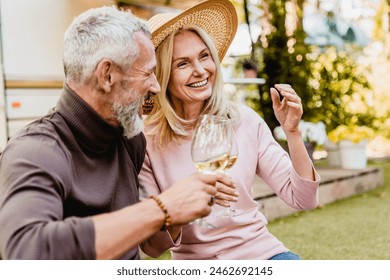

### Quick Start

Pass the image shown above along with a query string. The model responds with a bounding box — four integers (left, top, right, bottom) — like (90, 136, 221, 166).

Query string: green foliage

(372, 0, 389, 41)
(306, 46, 373, 132)
(368, 34, 390, 139)
(245, 0, 379, 135)
(248, 0, 313, 133)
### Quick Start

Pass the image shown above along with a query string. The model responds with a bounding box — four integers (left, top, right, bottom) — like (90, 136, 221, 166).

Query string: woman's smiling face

(167, 30, 216, 111)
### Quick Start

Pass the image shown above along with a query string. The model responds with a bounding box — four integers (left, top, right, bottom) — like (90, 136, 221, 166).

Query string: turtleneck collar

(55, 84, 123, 153)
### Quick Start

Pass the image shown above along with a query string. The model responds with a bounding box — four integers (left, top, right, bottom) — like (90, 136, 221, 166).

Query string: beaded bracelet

(150, 196, 171, 230)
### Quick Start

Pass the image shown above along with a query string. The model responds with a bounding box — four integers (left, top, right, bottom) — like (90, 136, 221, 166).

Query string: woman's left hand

(270, 84, 303, 134)
(214, 173, 239, 207)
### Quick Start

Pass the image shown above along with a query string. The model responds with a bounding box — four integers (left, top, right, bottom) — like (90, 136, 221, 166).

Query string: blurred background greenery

(229, 0, 389, 139)
(119, 0, 390, 155)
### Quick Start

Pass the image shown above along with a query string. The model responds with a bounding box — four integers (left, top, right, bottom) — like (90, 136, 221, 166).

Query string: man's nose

(150, 73, 161, 95)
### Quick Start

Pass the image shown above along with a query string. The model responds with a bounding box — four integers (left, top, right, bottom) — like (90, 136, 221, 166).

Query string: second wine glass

(191, 114, 232, 228)
(217, 126, 244, 218)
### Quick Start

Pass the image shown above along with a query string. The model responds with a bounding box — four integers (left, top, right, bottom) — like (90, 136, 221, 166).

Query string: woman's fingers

(215, 173, 236, 187)
(213, 174, 239, 206)
(214, 199, 230, 207)
(215, 181, 239, 202)
(275, 84, 301, 104)
(270, 87, 282, 107)
(275, 83, 292, 89)
(286, 101, 302, 109)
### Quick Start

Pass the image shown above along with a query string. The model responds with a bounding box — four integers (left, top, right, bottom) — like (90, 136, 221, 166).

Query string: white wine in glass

(217, 126, 244, 218)
(191, 114, 232, 228)
(195, 153, 230, 174)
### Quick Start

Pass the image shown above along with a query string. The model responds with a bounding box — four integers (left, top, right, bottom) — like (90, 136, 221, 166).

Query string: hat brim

(148, 0, 238, 61)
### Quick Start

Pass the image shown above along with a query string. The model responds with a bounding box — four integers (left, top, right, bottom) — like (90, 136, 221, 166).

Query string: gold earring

(142, 96, 154, 115)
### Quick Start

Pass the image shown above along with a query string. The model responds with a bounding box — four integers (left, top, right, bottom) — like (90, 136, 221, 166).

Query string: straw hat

(147, 0, 238, 61)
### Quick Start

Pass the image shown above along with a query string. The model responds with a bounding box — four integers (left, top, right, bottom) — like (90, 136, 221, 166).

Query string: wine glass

(217, 126, 244, 218)
(191, 114, 232, 228)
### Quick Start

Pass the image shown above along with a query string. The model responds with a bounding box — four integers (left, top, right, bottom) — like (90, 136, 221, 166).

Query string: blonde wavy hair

(145, 26, 240, 148)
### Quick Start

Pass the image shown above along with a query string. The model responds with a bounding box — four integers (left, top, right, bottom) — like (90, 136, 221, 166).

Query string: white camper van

(0, 0, 115, 153)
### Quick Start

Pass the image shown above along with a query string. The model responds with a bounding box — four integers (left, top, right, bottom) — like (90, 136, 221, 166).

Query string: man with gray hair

(0, 6, 233, 260)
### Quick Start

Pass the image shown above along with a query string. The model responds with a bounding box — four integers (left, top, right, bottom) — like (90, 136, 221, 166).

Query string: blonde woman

(140, 0, 320, 260)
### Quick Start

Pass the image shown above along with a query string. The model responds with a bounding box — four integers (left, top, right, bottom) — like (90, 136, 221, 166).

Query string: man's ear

(96, 59, 116, 93)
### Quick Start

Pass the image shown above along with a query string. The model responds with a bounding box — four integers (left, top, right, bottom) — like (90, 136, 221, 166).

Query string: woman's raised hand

(270, 84, 303, 134)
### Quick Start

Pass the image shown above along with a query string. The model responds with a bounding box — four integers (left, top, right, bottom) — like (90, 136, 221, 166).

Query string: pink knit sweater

(140, 105, 320, 260)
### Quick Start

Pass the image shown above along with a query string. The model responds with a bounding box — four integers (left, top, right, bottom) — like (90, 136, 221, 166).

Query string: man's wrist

(150, 196, 171, 231)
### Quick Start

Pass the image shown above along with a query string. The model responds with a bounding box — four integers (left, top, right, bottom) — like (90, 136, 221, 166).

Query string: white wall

(0, 0, 115, 148)
(0, 0, 115, 80)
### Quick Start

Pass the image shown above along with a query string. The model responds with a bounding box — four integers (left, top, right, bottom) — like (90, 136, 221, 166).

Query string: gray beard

(113, 98, 144, 139)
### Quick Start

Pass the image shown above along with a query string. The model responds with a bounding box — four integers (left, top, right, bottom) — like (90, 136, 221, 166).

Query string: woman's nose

(193, 61, 206, 76)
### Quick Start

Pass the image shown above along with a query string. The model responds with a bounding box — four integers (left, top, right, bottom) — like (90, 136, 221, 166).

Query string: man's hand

(159, 173, 228, 225)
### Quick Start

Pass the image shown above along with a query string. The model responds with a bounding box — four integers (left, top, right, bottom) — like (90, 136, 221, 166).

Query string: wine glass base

(217, 208, 244, 218)
(190, 218, 216, 229)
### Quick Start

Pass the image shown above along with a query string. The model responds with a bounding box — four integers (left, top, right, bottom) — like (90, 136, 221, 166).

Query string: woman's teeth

(188, 79, 207, 88)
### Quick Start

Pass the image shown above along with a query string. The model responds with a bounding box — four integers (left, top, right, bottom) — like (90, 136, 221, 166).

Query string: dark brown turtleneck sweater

(0, 84, 146, 259)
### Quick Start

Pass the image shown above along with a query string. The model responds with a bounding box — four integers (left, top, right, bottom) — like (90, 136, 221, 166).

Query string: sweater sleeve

(124, 133, 146, 174)
(248, 109, 320, 210)
(0, 135, 95, 259)
(138, 150, 181, 258)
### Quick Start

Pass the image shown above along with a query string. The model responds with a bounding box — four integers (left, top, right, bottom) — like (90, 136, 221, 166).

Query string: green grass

(144, 160, 390, 260)
(268, 159, 390, 259)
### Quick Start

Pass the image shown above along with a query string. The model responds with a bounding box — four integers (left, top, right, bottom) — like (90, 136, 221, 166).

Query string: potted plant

(327, 125, 374, 169)
(324, 138, 340, 167)
(273, 121, 327, 161)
